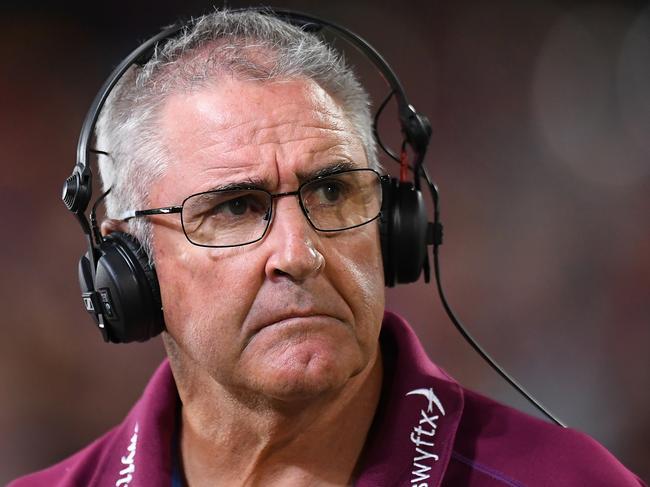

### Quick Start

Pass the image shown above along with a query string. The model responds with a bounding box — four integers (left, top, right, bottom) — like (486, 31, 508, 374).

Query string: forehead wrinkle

(163, 80, 357, 160)
(196, 121, 350, 158)
(303, 142, 355, 156)
(159, 78, 368, 200)
(250, 121, 349, 139)
(215, 127, 358, 160)
(243, 97, 352, 135)
(242, 113, 352, 148)
(248, 134, 354, 148)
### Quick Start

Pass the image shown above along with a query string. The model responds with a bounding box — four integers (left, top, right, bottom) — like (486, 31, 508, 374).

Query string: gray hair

(96, 9, 378, 255)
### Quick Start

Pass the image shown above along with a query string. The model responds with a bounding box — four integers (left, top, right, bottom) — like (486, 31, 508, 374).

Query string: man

(11, 9, 646, 486)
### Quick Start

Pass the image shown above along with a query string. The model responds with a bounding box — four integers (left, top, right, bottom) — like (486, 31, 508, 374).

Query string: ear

(101, 219, 129, 237)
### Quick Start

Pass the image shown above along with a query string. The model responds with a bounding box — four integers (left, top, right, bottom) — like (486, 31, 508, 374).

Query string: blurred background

(1, 0, 648, 483)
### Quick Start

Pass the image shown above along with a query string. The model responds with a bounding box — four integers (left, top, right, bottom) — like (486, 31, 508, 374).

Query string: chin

(248, 342, 366, 402)
(237, 319, 366, 395)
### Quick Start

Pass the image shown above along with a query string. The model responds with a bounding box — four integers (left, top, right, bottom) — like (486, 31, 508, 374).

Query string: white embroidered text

(115, 422, 139, 486)
(406, 388, 445, 486)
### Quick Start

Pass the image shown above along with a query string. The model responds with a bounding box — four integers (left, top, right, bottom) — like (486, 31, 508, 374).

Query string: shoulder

(9, 360, 177, 487)
(377, 311, 644, 486)
(8, 426, 124, 487)
(447, 387, 645, 486)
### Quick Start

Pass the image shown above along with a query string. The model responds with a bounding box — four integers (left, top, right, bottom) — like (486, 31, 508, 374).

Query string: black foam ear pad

(380, 177, 429, 287)
(90, 232, 164, 343)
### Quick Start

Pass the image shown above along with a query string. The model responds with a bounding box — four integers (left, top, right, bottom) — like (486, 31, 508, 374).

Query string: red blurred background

(1, 0, 648, 483)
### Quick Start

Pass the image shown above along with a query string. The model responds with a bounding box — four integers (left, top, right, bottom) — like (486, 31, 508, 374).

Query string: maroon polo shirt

(10, 311, 646, 486)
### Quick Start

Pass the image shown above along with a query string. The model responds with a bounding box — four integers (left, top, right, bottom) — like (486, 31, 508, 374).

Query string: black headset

(62, 8, 435, 344)
(61, 7, 569, 430)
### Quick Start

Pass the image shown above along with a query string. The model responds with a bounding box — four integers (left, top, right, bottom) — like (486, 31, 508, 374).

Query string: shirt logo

(406, 388, 445, 487)
(116, 422, 139, 486)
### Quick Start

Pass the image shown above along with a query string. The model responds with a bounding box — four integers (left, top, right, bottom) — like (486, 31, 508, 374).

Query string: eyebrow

(208, 178, 266, 192)
(296, 161, 359, 184)
(205, 161, 360, 192)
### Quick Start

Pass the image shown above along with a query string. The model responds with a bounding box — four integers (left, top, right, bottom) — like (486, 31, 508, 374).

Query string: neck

(166, 340, 384, 487)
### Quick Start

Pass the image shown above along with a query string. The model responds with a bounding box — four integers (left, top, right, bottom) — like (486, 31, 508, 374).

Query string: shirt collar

(354, 310, 465, 487)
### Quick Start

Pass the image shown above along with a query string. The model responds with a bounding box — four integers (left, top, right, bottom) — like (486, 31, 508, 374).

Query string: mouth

(260, 312, 340, 331)
(244, 312, 346, 346)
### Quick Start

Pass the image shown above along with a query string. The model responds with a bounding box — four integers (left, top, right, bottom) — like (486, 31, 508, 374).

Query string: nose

(263, 196, 325, 282)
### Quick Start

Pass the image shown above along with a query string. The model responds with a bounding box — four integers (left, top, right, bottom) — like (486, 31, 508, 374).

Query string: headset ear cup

(380, 177, 428, 287)
(93, 232, 164, 343)
(78, 253, 100, 326)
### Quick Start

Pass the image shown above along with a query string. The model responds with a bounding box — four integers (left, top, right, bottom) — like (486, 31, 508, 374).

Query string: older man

(11, 9, 645, 487)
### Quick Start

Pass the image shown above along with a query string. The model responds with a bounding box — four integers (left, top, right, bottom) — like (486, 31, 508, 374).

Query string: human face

(150, 77, 385, 402)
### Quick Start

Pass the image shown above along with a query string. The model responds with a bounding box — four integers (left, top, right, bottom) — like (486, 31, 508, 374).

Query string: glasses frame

(122, 168, 389, 248)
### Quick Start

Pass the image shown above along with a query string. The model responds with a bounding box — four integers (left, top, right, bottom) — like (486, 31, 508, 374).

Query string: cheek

(153, 231, 264, 363)
(327, 226, 385, 343)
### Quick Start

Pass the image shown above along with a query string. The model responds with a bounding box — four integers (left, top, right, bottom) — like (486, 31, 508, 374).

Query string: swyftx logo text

(406, 388, 445, 486)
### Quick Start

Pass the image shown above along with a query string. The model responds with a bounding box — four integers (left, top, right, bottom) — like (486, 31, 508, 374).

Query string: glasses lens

(181, 189, 271, 247)
(301, 169, 382, 231)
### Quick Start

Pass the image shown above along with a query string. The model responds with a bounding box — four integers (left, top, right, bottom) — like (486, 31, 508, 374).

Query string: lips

(241, 283, 352, 347)
(255, 311, 339, 332)
(244, 310, 346, 345)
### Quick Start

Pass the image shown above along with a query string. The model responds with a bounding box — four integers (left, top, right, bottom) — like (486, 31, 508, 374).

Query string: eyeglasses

(122, 168, 387, 248)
